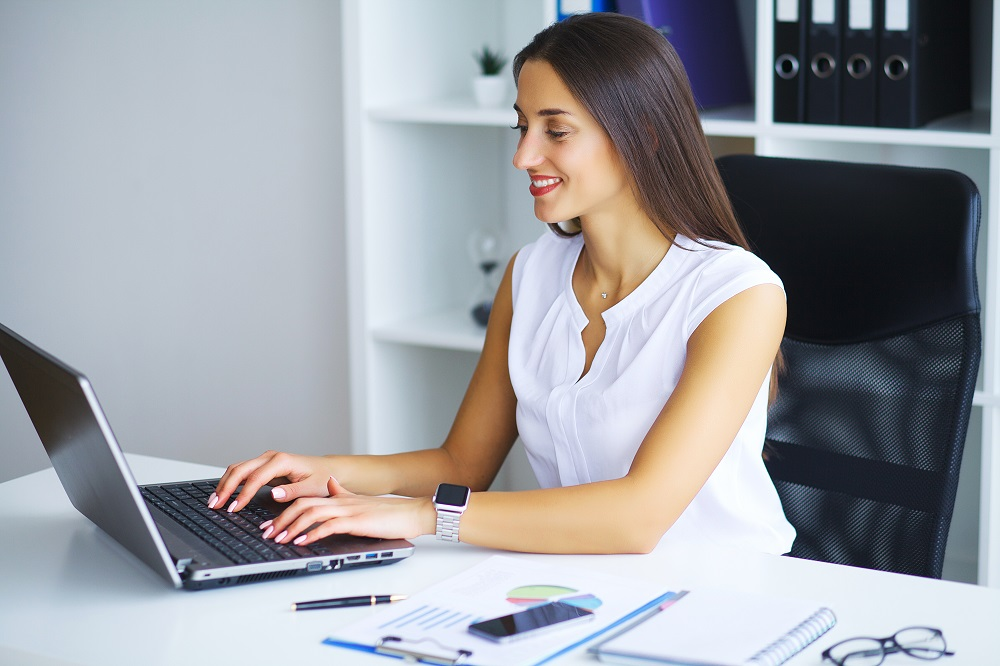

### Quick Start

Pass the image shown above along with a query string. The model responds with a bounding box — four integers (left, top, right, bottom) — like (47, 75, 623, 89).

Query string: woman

(210, 13, 794, 555)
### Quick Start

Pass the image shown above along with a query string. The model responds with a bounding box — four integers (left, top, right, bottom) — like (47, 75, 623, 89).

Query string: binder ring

(775, 54, 799, 80)
(810, 53, 836, 79)
(847, 54, 872, 80)
(884, 55, 910, 81)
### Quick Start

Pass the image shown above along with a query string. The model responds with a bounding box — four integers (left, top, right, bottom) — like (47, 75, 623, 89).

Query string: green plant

(473, 45, 507, 76)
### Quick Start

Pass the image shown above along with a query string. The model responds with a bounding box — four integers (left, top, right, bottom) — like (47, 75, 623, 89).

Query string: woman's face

(512, 60, 634, 225)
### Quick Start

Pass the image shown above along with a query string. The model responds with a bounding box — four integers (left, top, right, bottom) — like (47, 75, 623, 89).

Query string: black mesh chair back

(716, 154, 981, 578)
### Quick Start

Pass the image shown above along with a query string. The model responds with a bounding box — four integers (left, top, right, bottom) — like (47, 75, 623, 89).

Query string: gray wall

(0, 0, 349, 482)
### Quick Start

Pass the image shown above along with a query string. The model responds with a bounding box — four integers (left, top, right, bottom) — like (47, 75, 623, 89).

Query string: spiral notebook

(589, 588, 836, 666)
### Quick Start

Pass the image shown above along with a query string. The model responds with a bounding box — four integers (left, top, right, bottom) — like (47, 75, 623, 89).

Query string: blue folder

(557, 0, 617, 21)
(615, 0, 753, 110)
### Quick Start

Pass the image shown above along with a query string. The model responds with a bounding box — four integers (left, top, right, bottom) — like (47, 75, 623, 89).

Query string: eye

(546, 130, 569, 139)
(510, 123, 527, 135)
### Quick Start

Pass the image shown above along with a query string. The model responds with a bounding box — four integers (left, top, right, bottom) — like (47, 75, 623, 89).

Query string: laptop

(0, 322, 414, 590)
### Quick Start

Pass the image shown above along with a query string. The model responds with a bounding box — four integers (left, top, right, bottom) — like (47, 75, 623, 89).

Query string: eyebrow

(513, 104, 573, 118)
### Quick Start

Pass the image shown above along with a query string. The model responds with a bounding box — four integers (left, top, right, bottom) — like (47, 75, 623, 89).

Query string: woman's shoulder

(511, 231, 582, 309)
(673, 235, 777, 281)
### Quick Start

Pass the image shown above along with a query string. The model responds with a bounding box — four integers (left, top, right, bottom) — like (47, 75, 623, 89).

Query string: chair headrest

(716, 155, 981, 343)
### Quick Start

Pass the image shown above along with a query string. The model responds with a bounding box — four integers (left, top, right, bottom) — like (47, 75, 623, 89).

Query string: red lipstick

(528, 175, 562, 197)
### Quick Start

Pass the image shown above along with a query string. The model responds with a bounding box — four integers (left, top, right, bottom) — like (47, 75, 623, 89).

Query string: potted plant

(472, 45, 508, 107)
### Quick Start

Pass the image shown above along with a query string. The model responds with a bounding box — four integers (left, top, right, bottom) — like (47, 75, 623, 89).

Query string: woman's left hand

(260, 477, 435, 546)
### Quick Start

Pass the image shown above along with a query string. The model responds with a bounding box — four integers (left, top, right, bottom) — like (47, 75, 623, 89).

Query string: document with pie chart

(324, 554, 674, 666)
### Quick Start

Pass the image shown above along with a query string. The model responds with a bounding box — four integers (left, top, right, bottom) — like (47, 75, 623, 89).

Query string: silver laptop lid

(0, 323, 183, 587)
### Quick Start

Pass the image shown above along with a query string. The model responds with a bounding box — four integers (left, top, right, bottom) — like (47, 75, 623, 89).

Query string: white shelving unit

(342, 0, 1000, 586)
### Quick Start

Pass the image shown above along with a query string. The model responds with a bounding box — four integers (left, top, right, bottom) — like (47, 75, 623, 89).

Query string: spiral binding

(748, 607, 837, 666)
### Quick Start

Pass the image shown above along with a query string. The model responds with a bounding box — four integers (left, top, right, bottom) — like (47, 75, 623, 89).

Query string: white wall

(0, 0, 349, 482)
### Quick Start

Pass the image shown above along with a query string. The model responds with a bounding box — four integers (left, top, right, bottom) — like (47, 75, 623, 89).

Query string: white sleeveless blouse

(509, 231, 795, 554)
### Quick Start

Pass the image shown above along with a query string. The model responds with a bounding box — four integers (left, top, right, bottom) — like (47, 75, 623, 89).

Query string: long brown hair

(514, 12, 783, 403)
(513, 12, 749, 251)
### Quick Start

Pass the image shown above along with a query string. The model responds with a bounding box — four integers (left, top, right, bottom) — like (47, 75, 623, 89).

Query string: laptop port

(306, 561, 323, 572)
(380, 552, 392, 558)
(346, 555, 361, 561)
(365, 553, 378, 560)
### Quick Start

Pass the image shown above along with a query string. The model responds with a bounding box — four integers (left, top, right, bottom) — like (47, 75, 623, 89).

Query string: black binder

(773, 0, 808, 123)
(805, 0, 843, 125)
(877, 0, 971, 128)
(841, 0, 880, 126)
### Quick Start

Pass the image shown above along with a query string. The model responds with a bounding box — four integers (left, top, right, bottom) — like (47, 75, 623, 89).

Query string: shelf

(370, 99, 759, 137)
(372, 309, 486, 352)
(975, 391, 1000, 407)
(766, 110, 996, 149)
(368, 101, 995, 150)
(700, 104, 757, 137)
(369, 99, 517, 126)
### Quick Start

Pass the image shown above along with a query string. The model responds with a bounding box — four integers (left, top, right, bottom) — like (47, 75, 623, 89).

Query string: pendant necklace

(595, 243, 668, 300)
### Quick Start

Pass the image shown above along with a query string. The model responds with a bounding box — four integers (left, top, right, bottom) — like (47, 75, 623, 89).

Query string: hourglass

(468, 227, 504, 327)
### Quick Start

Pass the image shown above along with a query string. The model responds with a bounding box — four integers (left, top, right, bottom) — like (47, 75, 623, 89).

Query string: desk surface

(2, 455, 999, 665)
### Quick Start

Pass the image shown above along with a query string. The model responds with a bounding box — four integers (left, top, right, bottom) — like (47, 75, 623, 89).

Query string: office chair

(716, 154, 981, 578)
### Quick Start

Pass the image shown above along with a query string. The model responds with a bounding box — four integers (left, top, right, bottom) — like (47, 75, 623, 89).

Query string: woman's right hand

(208, 450, 335, 513)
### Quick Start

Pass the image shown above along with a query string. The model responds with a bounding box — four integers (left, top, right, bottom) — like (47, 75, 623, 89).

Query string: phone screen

(467, 601, 595, 643)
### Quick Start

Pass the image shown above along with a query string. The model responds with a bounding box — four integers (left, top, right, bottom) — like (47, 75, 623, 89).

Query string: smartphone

(467, 601, 595, 643)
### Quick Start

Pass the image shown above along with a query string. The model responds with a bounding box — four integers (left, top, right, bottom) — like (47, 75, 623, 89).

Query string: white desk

(2, 455, 999, 665)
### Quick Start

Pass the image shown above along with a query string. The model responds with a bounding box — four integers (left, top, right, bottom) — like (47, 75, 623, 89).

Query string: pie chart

(506, 584, 603, 610)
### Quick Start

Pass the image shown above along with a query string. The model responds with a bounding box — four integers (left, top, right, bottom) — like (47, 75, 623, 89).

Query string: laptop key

(144, 482, 331, 564)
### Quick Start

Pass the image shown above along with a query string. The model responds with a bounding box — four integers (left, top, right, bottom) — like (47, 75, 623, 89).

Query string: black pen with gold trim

(291, 594, 408, 611)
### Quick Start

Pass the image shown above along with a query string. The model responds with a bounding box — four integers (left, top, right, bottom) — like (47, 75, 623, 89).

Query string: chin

(533, 204, 570, 225)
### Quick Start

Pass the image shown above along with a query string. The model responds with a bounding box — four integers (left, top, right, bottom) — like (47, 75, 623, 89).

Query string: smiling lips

(529, 176, 562, 197)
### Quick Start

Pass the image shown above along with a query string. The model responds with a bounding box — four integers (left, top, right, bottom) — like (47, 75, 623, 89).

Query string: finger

(271, 500, 351, 544)
(232, 459, 295, 511)
(269, 477, 327, 504)
(211, 451, 279, 510)
(287, 513, 362, 546)
(262, 497, 324, 539)
(237, 454, 334, 510)
(219, 451, 301, 512)
(327, 476, 353, 498)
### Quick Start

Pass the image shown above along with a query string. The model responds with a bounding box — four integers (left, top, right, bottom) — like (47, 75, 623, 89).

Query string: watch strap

(435, 509, 462, 542)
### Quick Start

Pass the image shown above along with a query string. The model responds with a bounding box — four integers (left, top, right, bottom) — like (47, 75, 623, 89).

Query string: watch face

(435, 483, 470, 507)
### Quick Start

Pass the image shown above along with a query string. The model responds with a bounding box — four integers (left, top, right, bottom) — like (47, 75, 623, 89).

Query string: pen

(291, 594, 408, 611)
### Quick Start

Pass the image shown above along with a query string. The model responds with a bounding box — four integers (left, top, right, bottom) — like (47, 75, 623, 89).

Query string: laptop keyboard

(141, 481, 332, 565)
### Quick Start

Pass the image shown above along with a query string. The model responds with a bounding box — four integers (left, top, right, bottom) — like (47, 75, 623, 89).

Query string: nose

(512, 132, 544, 171)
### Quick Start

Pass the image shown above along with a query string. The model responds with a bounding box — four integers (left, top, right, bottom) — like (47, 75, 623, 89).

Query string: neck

(577, 216, 673, 303)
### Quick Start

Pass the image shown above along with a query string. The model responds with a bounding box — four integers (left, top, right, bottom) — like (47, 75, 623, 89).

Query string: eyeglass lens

(825, 627, 947, 666)
(894, 628, 946, 659)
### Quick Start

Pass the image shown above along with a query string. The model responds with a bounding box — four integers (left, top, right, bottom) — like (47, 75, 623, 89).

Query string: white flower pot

(472, 75, 508, 108)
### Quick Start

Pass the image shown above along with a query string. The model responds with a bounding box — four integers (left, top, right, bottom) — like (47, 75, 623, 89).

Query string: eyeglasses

(822, 627, 954, 666)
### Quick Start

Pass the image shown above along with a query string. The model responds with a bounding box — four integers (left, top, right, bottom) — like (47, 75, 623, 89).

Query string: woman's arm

(213, 255, 521, 511)
(264, 282, 786, 553)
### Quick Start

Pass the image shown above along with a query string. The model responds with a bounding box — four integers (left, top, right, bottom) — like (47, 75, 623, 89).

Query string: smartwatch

(432, 483, 471, 542)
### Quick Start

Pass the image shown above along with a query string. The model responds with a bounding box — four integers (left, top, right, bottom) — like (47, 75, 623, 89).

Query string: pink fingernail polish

(207, 493, 218, 509)
(271, 487, 287, 500)
(259, 520, 273, 530)
(293, 535, 307, 545)
(263, 526, 274, 539)
(275, 530, 288, 543)
(227, 500, 237, 513)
